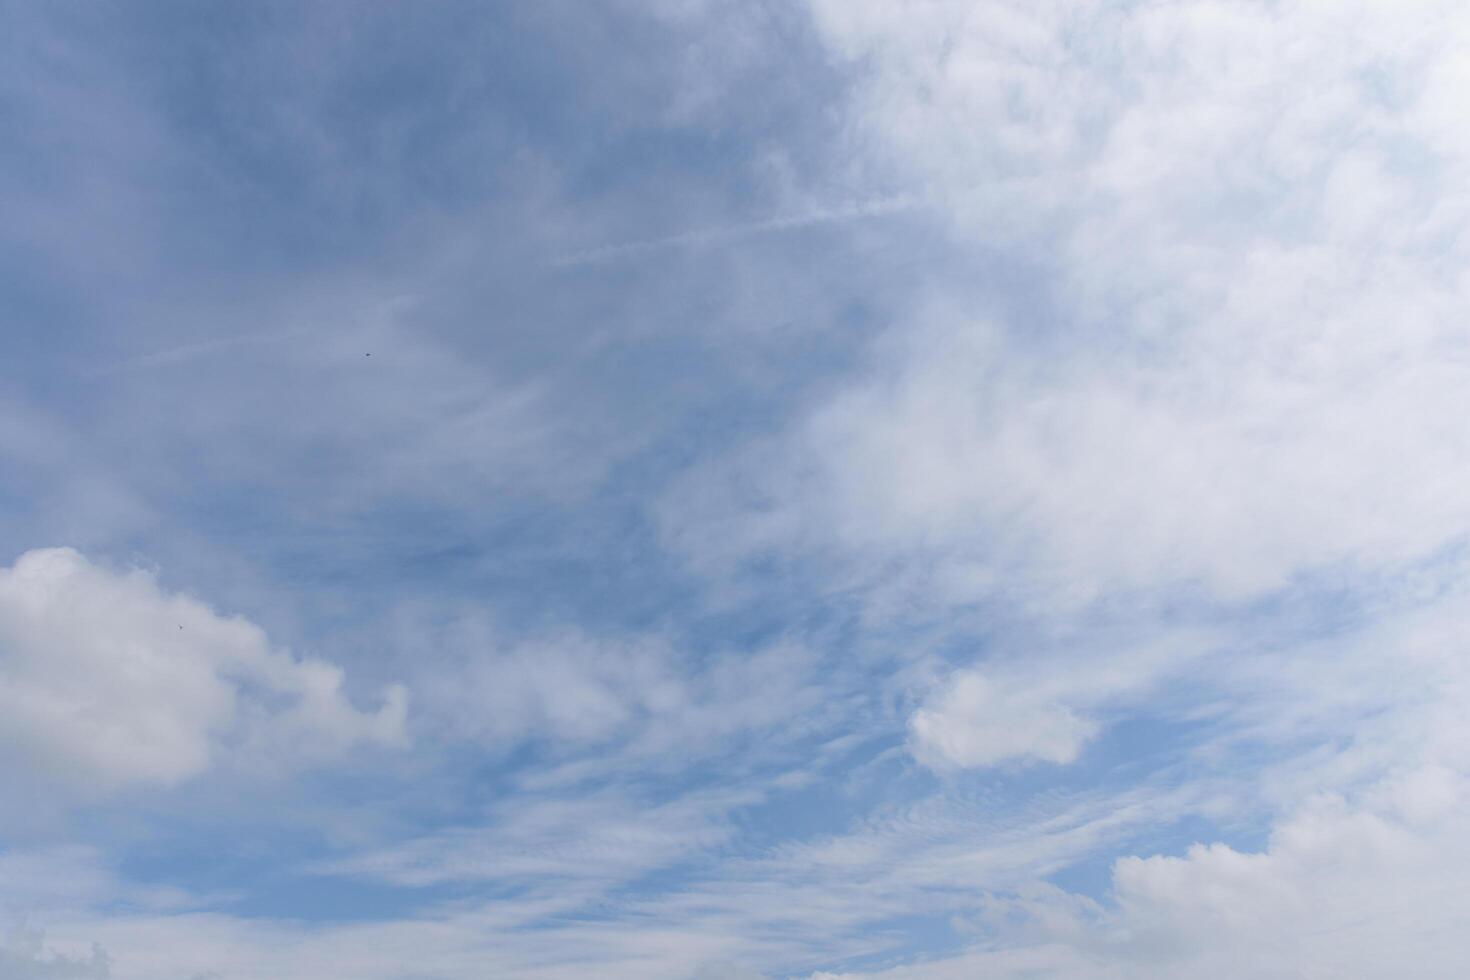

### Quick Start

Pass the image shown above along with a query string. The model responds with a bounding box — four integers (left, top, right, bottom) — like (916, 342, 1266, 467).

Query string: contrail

(89, 328, 304, 376)
(552, 195, 920, 267)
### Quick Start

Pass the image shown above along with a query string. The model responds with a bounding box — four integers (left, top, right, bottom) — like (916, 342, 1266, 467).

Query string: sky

(3, 1, 1470, 977)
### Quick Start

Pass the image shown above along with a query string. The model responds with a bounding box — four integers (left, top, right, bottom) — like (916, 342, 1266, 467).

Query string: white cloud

(1101, 769, 1470, 977)
(0, 548, 405, 798)
(664, 0, 1470, 608)
(910, 671, 1097, 768)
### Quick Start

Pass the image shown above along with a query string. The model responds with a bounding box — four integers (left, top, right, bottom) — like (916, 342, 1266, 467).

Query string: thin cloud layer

(672, 0, 1470, 605)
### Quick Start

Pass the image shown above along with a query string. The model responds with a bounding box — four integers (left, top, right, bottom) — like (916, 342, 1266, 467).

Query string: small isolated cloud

(910, 670, 1098, 769)
(0, 548, 405, 799)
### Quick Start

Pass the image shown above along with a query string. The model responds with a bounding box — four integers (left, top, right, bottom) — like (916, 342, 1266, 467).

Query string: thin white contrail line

(90, 328, 304, 376)
(93, 199, 918, 372)
(552, 195, 920, 267)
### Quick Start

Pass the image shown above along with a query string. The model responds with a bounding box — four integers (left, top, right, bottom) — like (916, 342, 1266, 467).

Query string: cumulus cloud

(0, 548, 405, 797)
(1101, 770, 1470, 977)
(910, 671, 1097, 769)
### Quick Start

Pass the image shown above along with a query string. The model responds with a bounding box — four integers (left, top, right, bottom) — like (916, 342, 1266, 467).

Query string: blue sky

(5, 2, 1470, 977)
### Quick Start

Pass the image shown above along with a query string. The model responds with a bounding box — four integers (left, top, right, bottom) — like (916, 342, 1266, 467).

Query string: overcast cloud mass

(4, 1, 1470, 977)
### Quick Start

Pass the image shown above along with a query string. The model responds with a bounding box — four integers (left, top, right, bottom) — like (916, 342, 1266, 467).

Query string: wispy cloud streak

(553, 196, 919, 266)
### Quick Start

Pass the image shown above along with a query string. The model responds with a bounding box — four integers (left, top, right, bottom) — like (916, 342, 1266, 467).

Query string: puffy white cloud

(0, 548, 405, 798)
(1100, 769, 1470, 978)
(910, 671, 1097, 768)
